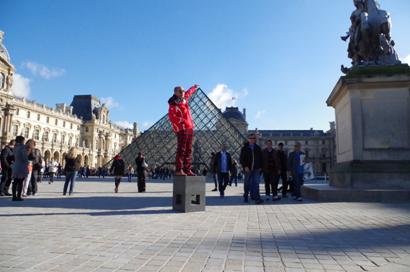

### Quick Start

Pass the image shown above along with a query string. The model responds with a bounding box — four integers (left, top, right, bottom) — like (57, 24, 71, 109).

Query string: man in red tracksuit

(168, 84, 199, 176)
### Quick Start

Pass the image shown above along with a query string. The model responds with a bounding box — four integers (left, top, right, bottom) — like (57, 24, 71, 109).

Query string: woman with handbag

(135, 152, 147, 193)
(110, 154, 125, 193)
(63, 147, 81, 196)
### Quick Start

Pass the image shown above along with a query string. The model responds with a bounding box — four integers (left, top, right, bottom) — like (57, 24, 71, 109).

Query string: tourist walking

(288, 142, 305, 201)
(240, 133, 264, 204)
(213, 144, 233, 197)
(262, 140, 280, 201)
(0, 140, 15, 196)
(28, 146, 42, 195)
(11, 136, 30, 201)
(135, 152, 146, 192)
(229, 160, 238, 187)
(48, 160, 58, 184)
(277, 142, 290, 197)
(110, 154, 125, 193)
(127, 164, 134, 182)
(168, 84, 199, 176)
(22, 139, 36, 197)
(210, 152, 218, 191)
(63, 147, 81, 196)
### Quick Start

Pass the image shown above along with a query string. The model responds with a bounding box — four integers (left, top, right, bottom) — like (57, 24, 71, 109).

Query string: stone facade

(0, 31, 138, 168)
(250, 127, 336, 176)
(223, 107, 336, 176)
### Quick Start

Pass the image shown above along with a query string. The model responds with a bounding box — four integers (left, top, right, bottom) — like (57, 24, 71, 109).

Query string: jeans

(29, 170, 40, 195)
(217, 172, 229, 196)
(293, 173, 304, 198)
(277, 171, 290, 196)
(263, 172, 278, 197)
(63, 171, 77, 195)
(0, 167, 12, 194)
(244, 170, 261, 200)
(229, 174, 238, 186)
(12, 178, 24, 199)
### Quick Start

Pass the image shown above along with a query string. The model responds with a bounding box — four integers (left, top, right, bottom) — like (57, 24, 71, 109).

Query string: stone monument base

(330, 161, 410, 189)
(306, 66, 410, 203)
(302, 184, 410, 203)
(172, 176, 206, 213)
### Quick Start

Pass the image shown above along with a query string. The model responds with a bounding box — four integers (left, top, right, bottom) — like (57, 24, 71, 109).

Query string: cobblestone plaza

(0, 179, 409, 272)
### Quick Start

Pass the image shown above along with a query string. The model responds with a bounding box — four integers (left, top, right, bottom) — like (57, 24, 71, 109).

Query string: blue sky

(1, 0, 410, 131)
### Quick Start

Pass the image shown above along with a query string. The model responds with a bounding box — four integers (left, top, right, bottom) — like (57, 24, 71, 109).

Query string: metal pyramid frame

(116, 88, 246, 171)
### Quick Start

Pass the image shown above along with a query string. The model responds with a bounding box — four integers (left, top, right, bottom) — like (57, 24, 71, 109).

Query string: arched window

(68, 136, 73, 146)
(12, 125, 19, 136)
(24, 127, 30, 138)
(33, 129, 40, 140)
(43, 131, 49, 142)
(52, 132, 57, 143)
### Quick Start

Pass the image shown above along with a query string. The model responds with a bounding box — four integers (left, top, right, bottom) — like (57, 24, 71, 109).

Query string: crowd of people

(209, 133, 306, 204)
(0, 132, 307, 204)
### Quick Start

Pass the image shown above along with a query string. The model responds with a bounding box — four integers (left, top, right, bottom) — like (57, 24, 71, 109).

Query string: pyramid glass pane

(114, 89, 246, 171)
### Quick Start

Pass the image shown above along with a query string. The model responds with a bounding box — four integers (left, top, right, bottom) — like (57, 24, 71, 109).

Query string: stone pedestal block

(306, 66, 410, 202)
(172, 176, 206, 213)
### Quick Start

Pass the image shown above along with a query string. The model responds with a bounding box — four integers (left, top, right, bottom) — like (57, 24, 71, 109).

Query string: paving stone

(0, 179, 409, 272)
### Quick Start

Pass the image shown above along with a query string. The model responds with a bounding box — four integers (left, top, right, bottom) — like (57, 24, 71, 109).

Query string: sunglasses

(248, 137, 256, 140)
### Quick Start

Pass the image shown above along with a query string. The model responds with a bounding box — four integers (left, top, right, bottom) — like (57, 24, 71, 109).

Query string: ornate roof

(223, 107, 246, 123)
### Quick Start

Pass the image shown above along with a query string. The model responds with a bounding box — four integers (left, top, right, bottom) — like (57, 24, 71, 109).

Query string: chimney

(133, 122, 138, 139)
(242, 108, 246, 120)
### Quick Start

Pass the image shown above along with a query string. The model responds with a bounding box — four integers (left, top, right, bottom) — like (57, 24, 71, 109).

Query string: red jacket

(168, 86, 198, 133)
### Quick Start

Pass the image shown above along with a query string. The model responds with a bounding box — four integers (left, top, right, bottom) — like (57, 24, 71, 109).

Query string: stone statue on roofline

(341, 0, 401, 74)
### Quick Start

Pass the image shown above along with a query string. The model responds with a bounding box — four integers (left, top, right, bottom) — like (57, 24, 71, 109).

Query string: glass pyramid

(117, 89, 246, 171)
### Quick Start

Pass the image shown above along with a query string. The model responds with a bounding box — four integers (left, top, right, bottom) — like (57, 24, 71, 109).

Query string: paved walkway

(0, 178, 409, 272)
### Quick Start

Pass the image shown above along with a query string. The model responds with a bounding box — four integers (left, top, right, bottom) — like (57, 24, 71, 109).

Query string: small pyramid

(117, 89, 246, 171)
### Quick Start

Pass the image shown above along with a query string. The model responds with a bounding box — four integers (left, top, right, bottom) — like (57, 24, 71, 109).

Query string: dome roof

(223, 107, 246, 123)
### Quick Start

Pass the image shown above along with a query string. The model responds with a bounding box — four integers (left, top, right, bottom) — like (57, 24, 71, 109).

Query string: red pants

(176, 129, 193, 171)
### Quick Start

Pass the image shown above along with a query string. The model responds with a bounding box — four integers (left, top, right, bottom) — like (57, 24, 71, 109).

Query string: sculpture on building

(341, 0, 401, 73)
(0, 31, 11, 63)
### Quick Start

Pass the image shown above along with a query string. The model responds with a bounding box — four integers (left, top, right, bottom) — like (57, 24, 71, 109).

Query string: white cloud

(115, 121, 133, 129)
(101, 96, 119, 109)
(255, 109, 267, 120)
(208, 84, 248, 109)
(142, 121, 152, 129)
(403, 54, 410, 64)
(23, 61, 65, 79)
(10, 73, 31, 98)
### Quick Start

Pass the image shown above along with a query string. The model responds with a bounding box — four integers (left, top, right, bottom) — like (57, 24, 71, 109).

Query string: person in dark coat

(110, 154, 125, 193)
(28, 147, 42, 196)
(229, 160, 238, 187)
(213, 144, 233, 197)
(240, 133, 264, 204)
(0, 140, 15, 196)
(210, 152, 218, 191)
(63, 147, 81, 196)
(262, 140, 281, 201)
(277, 142, 291, 197)
(11, 136, 30, 201)
(135, 152, 146, 192)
